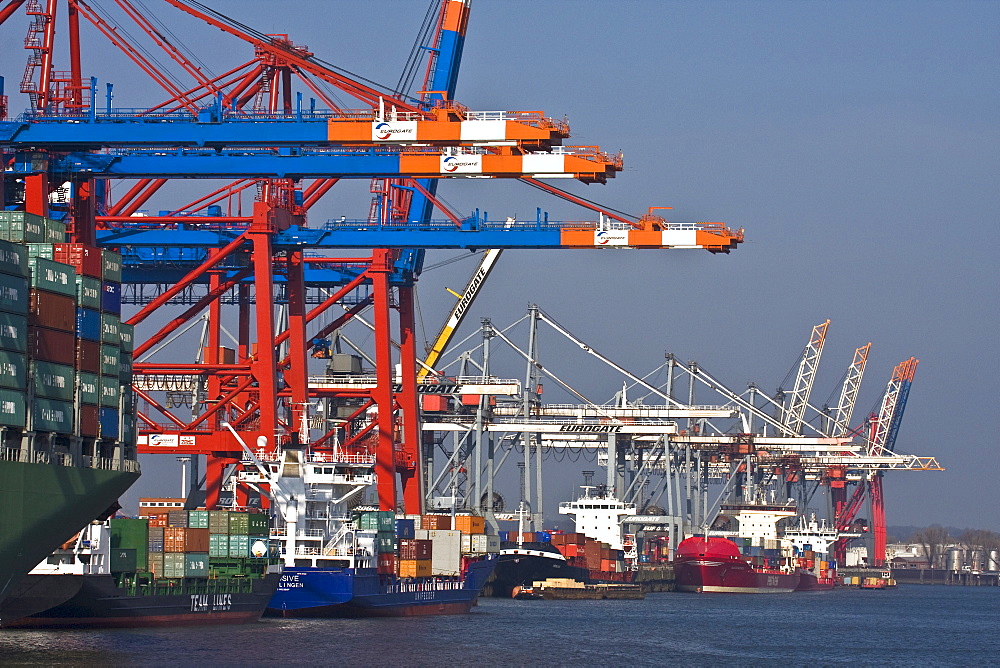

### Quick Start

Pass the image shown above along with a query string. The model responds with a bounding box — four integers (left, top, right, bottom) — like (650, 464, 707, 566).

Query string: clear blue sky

(3, 1, 996, 530)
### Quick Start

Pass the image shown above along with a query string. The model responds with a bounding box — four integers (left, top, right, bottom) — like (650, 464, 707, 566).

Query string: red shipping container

(184, 528, 210, 553)
(29, 327, 76, 366)
(144, 515, 167, 528)
(398, 538, 433, 561)
(53, 243, 103, 278)
(79, 404, 99, 437)
(76, 339, 101, 373)
(421, 515, 451, 530)
(376, 553, 396, 575)
(29, 290, 76, 332)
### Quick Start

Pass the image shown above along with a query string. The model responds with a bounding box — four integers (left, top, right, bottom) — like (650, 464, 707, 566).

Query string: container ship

(236, 447, 498, 617)
(486, 487, 635, 598)
(2, 511, 282, 628)
(0, 212, 140, 619)
(673, 501, 841, 593)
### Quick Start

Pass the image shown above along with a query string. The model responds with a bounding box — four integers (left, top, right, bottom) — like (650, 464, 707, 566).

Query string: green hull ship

(0, 454, 140, 620)
(0, 217, 142, 623)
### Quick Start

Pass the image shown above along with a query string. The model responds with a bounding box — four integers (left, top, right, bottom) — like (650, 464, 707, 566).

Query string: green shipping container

(30, 360, 75, 402)
(26, 244, 54, 260)
(185, 552, 209, 577)
(0, 239, 29, 278)
(0, 273, 30, 315)
(99, 375, 120, 408)
(209, 533, 229, 557)
(119, 355, 133, 384)
(247, 514, 269, 537)
(188, 510, 209, 529)
(77, 372, 100, 405)
(162, 552, 185, 578)
(148, 550, 164, 576)
(101, 313, 120, 344)
(209, 511, 229, 534)
(110, 548, 137, 573)
(101, 249, 122, 282)
(101, 344, 120, 376)
(121, 414, 137, 445)
(228, 512, 249, 535)
(377, 534, 396, 554)
(119, 323, 134, 353)
(0, 388, 26, 427)
(228, 534, 250, 558)
(76, 275, 102, 310)
(31, 397, 74, 433)
(110, 518, 149, 572)
(0, 350, 26, 390)
(29, 256, 77, 297)
(43, 217, 66, 244)
(0, 211, 46, 243)
(0, 311, 28, 352)
(121, 387, 136, 413)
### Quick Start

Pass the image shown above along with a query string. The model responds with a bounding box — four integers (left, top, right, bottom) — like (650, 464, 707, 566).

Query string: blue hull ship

(267, 557, 496, 617)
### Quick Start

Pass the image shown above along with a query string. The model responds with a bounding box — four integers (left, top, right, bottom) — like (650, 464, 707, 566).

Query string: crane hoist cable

(174, 0, 423, 106)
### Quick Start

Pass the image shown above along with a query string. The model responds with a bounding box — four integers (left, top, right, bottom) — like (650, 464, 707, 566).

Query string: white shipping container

(471, 534, 500, 554)
(405, 514, 422, 530)
(424, 529, 461, 575)
(461, 534, 473, 553)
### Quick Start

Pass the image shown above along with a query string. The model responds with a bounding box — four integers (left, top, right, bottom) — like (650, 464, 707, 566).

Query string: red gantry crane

(0, 0, 743, 515)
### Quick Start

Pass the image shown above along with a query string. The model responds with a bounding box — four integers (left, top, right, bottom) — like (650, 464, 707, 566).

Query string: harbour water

(1, 585, 996, 665)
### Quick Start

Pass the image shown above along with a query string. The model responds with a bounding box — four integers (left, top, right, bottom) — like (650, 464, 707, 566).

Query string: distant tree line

(908, 525, 1000, 570)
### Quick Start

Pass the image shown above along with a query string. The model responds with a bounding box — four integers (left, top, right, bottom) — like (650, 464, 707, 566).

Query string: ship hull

(485, 543, 582, 598)
(266, 557, 496, 618)
(795, 571, 836, 591)
(3, 573, 282, 629)
(0, 460, 140, 613)
(674, 559, 800, 593)
(673, 537, 800, 594)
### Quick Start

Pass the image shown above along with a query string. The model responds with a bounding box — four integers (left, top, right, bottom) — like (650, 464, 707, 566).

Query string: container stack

(0, 211, 136, 447)
(0, 233, 29, 429)
(551, 533, 628, 580)
(356, 511, 498, 578)
(141, 509, 270, 580)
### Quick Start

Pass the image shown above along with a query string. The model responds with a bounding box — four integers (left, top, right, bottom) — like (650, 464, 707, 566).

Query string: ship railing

(294, 547, 321, 555)
(297, 529, 325, 538)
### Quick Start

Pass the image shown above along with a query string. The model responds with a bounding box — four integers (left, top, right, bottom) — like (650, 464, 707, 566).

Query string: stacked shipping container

(142, 509, 271, 579)
(357, 511, 500, 578)
(0, 212, 136, 445)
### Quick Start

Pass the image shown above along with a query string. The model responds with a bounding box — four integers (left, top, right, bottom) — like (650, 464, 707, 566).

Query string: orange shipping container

(398, 559, 433, 578)
(454, 515, 485, 535)
(163, 527, 186, 552)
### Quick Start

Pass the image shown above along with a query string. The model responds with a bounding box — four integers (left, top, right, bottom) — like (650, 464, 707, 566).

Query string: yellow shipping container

(398, 559, 433, 578)
(454, 515, 485, 535)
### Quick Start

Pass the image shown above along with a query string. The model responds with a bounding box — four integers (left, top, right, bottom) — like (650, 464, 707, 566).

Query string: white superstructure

(558, 486, 635, 551)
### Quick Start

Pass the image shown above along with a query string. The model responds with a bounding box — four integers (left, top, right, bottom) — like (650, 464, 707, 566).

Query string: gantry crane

(0, 0, 743, 515)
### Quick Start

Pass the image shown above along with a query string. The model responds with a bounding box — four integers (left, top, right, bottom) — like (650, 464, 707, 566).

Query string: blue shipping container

(535, 531, 551, 543)
(101, 281, 121, 315)
(394, 518, 415, 539)
(498, 531, 509, 542)
(76, 307, 101, 341)
(99, 406, 119, 438)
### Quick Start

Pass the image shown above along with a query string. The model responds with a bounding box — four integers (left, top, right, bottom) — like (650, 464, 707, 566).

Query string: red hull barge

(673, 537, 800, 593)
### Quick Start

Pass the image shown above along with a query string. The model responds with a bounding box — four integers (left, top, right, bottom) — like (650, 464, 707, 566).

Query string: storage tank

(946, 547, 963, 571)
